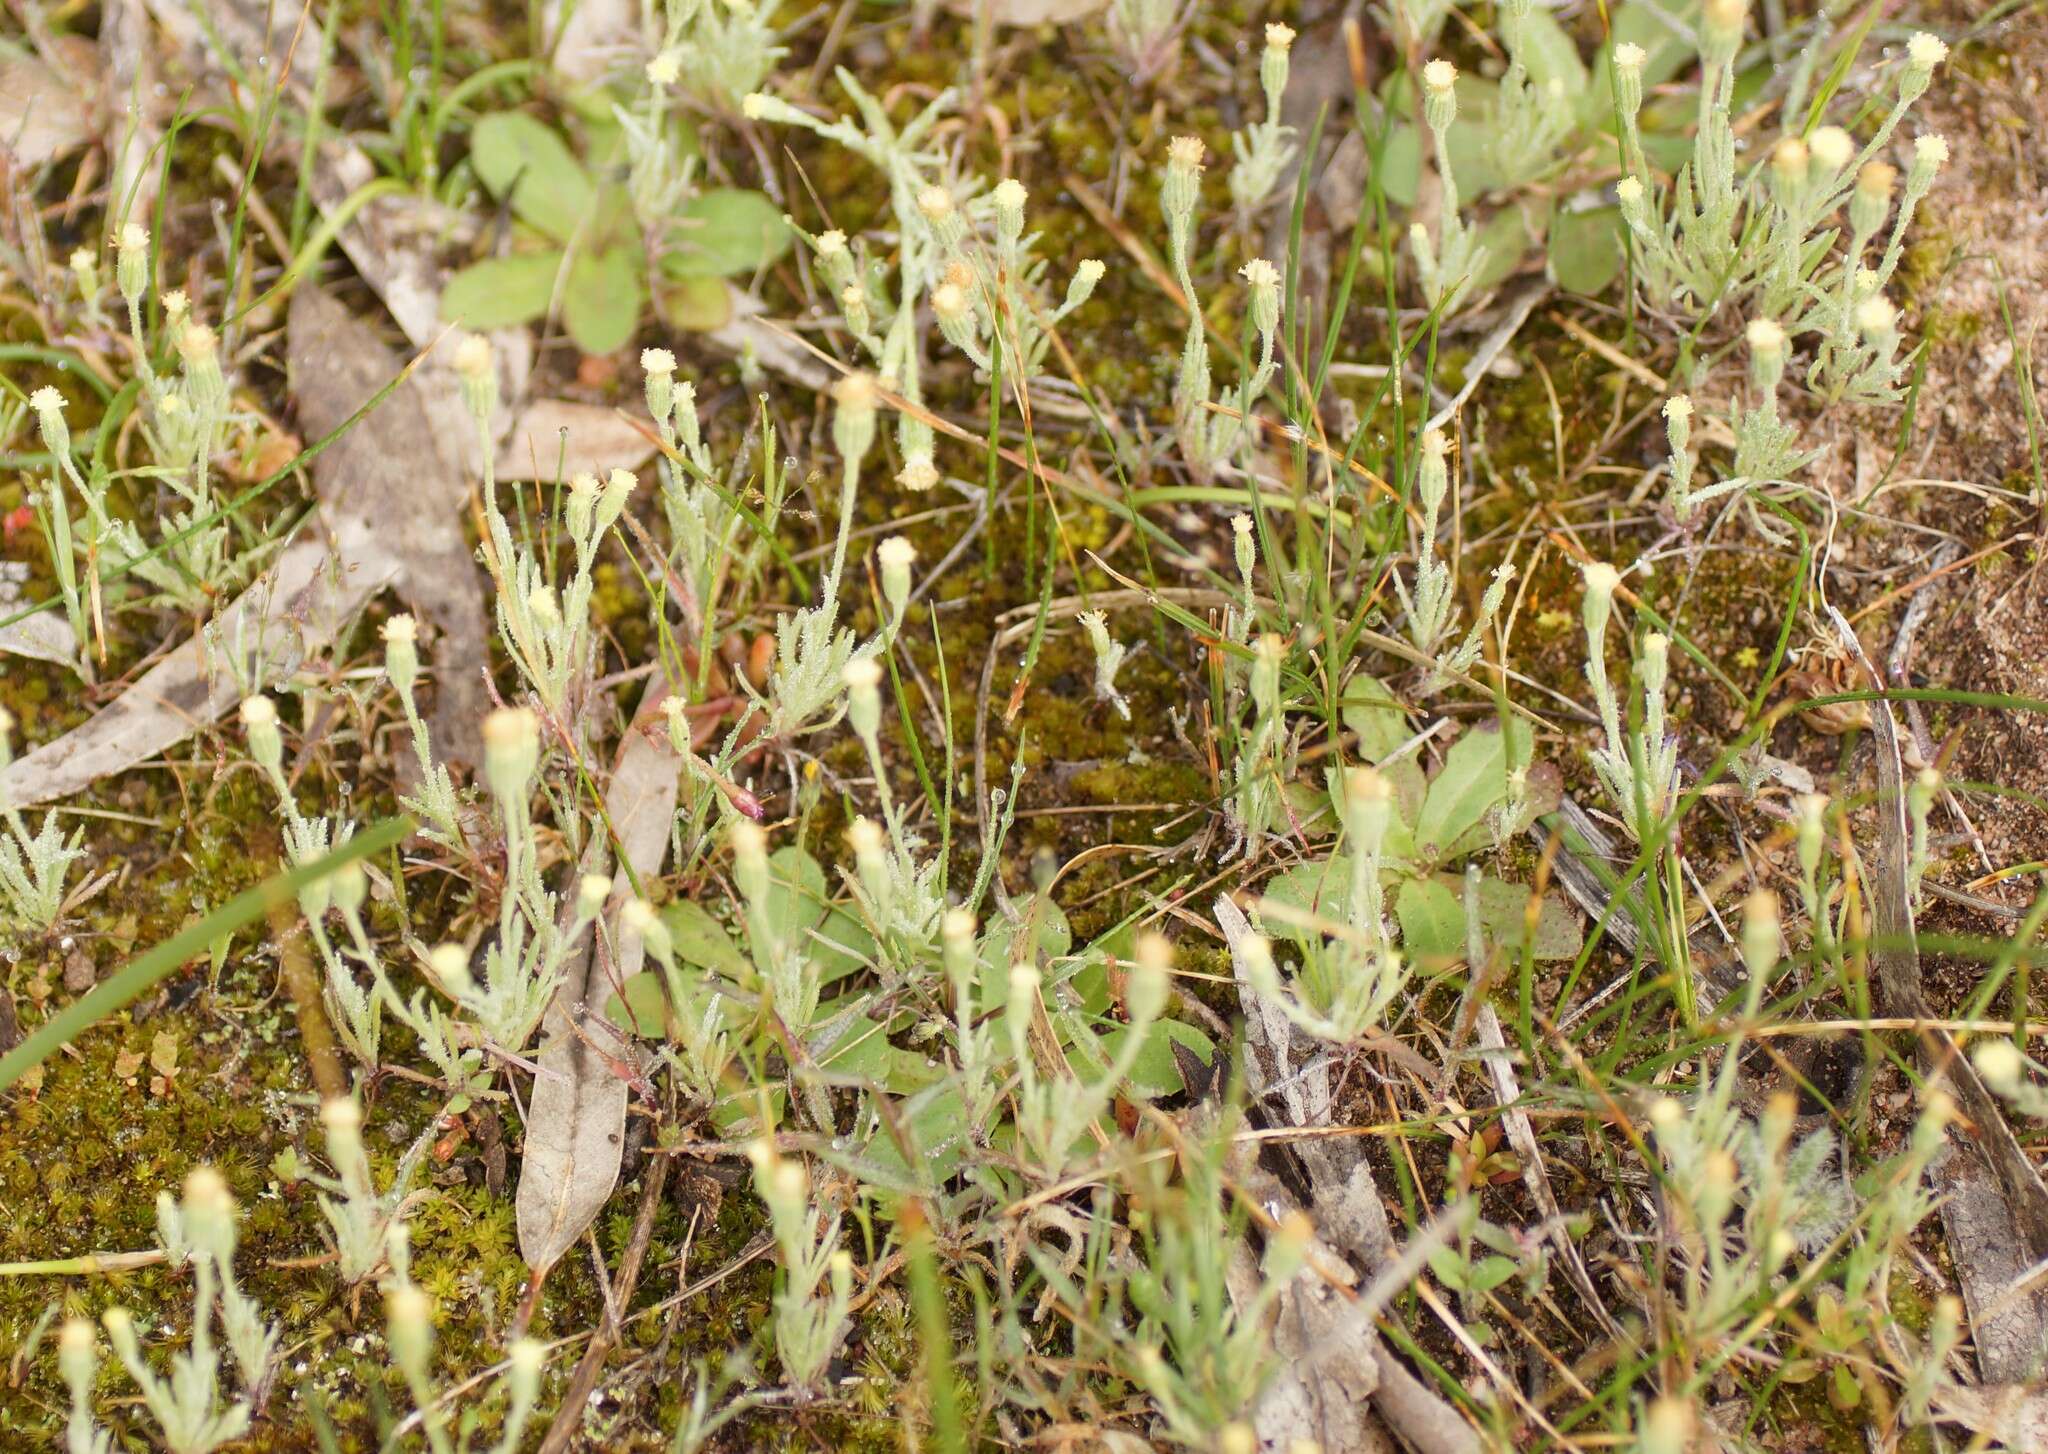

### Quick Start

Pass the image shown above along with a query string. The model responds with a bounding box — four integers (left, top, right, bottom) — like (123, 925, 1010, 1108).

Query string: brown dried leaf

(287, 286, 491, 764)
(495, 400, 656, 483)
(940, 0, 1104, 24)
(0, 43, 98, 168)
(517, 676, 686, 1273)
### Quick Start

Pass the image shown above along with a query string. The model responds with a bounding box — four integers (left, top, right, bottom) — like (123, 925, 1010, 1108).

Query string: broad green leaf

(469, 112, 593, 244)
(1444, 110, 1507, 200)
(440, 251, 561, 330)
(807, 906, 878, 987)
(1468, 874, 1583, 960)
(659, 899, 751, 980)
(975, 897, 1072, 1013)
(1610, 1, 1703, 88)
(1271, 775, 1337, 838)
(764, 845, 830, 942)
(1396, 876, 1466, 963)
(1417, 724, 1512, 865)
(1549, 205, 1624, 295)
(665, 189, 791, 278)
(609, 972, 668, 1037)
(1264, 855, 1355, 933)
(1378, 123, 1423, 210)
(1466, 199, 1546, 295)
(654, 273, 732, 332)
(843, 1082, 971, 1187)
(811, 1003, 943, 1092)
(1068, 921, 1138, 1015)
(1098, 1018, 1215, 1097)
(561, 245, 643, 356)
(1342, 676, 1411, 763)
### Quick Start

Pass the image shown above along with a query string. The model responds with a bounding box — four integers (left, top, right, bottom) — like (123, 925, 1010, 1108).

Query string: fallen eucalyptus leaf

(495, 398, 657, 482)
(517, 675, 686, 1273)
(0, 604, 78, 668)
(0, 44, 98, 168)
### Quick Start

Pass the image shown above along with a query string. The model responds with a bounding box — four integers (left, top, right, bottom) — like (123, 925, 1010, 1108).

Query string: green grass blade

(0, 814, 414, 1094)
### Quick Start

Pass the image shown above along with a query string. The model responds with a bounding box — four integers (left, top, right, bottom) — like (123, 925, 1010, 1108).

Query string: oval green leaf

(470, 112, 594, 244)
(561, 245, 643, 357)
(665, 189, 792, 279)
(440, 251, 561, 331)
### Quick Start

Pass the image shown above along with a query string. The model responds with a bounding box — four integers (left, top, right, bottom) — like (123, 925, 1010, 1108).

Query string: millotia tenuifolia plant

(0, 706, 86, 942)
(63, 1168, 275, 1454)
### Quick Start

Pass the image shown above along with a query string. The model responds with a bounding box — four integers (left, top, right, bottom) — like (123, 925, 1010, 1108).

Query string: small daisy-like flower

(832, 372, 879, 412)
(1239, 258, 1281, 290)
(177, 322, 218, 363)
(1906, 32, 1948, 72)
(1614, 42, 1646, 72)
(1265, 23, 1295, 52)
(641, 348, 676, 375)
(454, 334, 493, 378)
(1808, 125, 1854, 172)
(1421, 59, 1457, 94)
(1770, 137, 1808, 183)
(646, 51, 681, 86)
(1855, 295, 1898, 337)
(1167, 135, 1206, 170)
(993, 178, 1027, 213)
(878, 536, 917, 574)
(842, 657, 882, 692)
